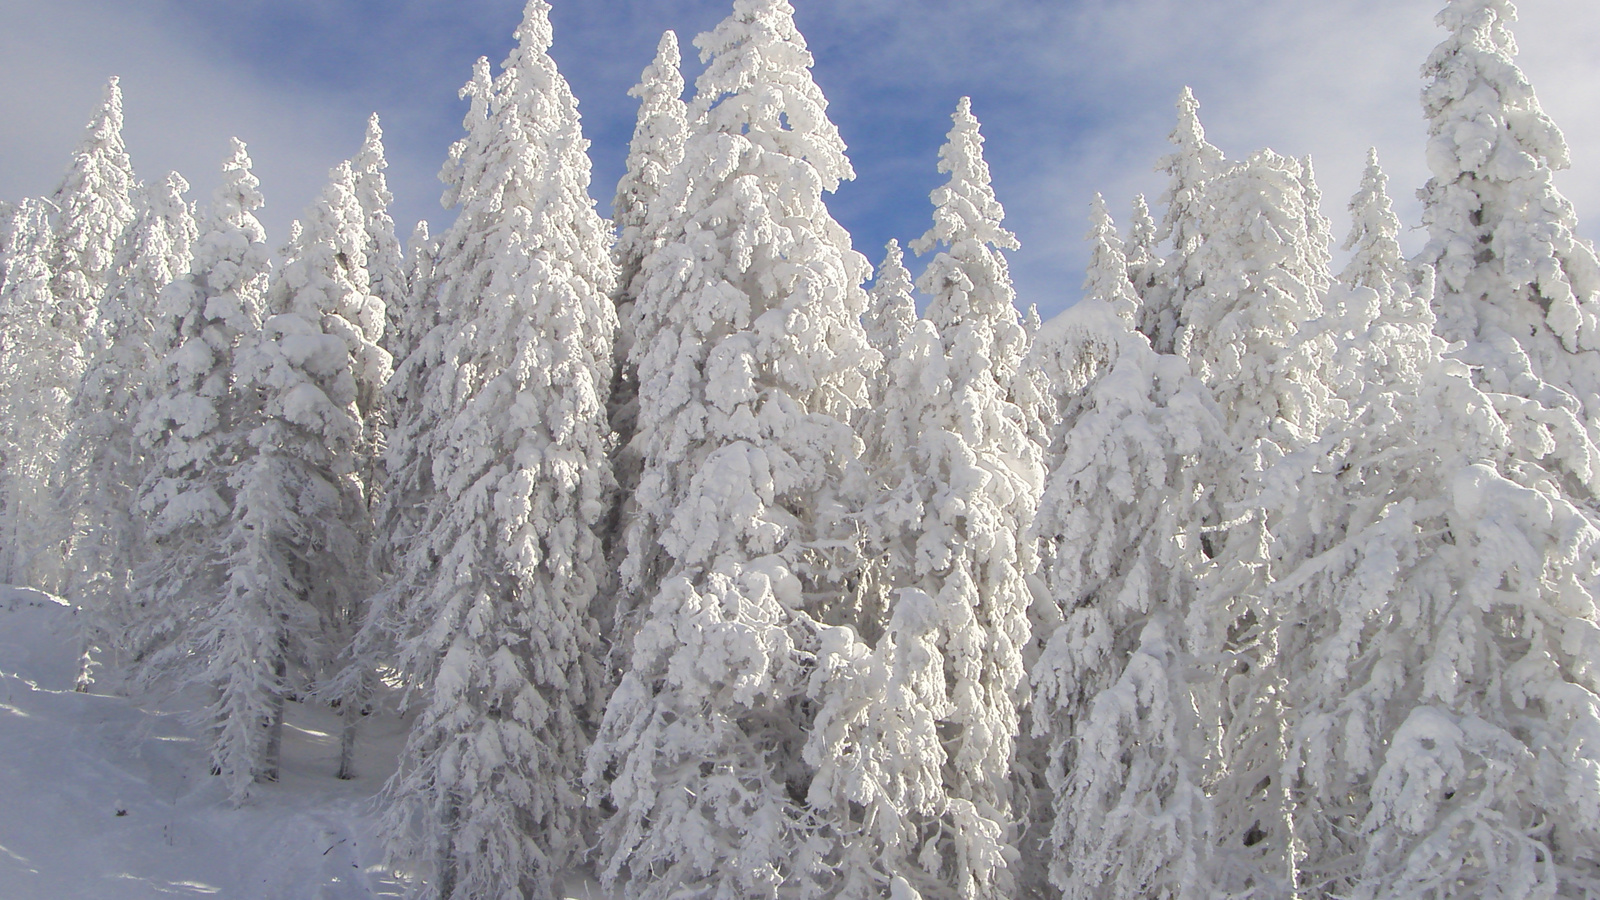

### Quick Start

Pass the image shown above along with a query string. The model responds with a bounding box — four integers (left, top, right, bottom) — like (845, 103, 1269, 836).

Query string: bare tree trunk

(258, 637, 288, 783)
(336, 668, 371, 780)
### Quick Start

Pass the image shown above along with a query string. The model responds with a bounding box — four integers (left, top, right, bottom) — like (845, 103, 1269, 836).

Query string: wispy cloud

(1, 0, 1595, 319)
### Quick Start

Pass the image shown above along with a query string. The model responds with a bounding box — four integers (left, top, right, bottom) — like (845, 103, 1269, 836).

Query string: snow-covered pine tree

(2, 77, 139, 591)
(1141, 88, 1225, 355)
(370, 218, 438, 579)
(56, 171, 196, 691)
(810, 97, 1043, 900)
(607, 28, 689, 632)
(375, 3, 617, 896)
(587, 1, 876, 896)
(1418, 0, 1600, 507)
(131, 139, 269, 686)
(51, 77, 138, 354)
(1280, 148, 1600, 898)
(862, 239, 917, 414)
(844, 239, 918, 635)
(0, 199, 64, 586)
(190, 158, 391, 802)
(1030, 196, 1223, 900)
(1179, 149, 1339, 896)
(1125, 193, 1160, 307)
(351, 114, 405, 365)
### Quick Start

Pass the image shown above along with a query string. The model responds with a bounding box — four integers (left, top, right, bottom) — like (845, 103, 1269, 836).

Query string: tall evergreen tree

(352, 114, 406, 365)
(808, 98, 1042, 900)
(2, 77, 138, 590)
(1031, 197, 1223, 900)
(193, 159, 391, 801)
(587, 1, 875, 896)
(56, 171, 196, 690)
(608, 28, 689, 632)
(1281, 149, 1600, 898)
(1141, 88, 1225, 355)
(376, 3, 617, 896)
(1418, 0, 1600, 505)
(132, 140, 269, 688)
(0, 199, 65, 586)
(1180, 149, 1339, 895)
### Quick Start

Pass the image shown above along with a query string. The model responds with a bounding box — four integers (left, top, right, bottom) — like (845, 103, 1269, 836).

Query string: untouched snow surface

(0, 585, 414, 899)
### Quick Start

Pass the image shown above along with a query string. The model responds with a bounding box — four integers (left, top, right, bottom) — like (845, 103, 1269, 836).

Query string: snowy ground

(0, 585, 418, 899)
(0, 586, 620, 900)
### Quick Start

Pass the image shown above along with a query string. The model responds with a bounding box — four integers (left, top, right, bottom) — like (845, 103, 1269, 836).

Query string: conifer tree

(1125, 193, 1160, 305)
(810, 98, 1042, 900)
(1031, 197, 1223, 900)
(51, 76, 138, 359)
(56, 172, 196, 690)
(1141, 88, 1225, 355)
(0, 199, 64, 585)
(1418, 0, 1600, 504)
(607, 29, 689, 631)
(371, 218, 438, 576)
(132, 140, 269, 686)
(352, 114, 405, 332)
(587, 2, 875, 896)
(1180, 149, 1339, 895)
(376, 3, 617, 896)
(1281, 149, 1600, 898)
(192, 159, 391, 801)
(862, 239, 917, 409)
(2, 77, 138, 590)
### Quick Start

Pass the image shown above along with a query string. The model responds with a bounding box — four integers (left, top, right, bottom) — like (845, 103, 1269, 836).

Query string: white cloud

(0, 0, 412, 248)
(2, 0, 1595, 321)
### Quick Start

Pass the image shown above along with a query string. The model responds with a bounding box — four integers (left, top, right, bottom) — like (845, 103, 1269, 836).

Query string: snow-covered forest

(3, 0, 1600, 897)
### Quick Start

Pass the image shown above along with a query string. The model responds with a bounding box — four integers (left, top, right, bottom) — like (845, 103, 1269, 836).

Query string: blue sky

(2, 0, 1598, 318)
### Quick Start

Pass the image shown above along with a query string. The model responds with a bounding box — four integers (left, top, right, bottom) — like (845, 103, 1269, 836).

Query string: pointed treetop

(79, 76, 126, 158)
(354, 113, 388, 177)
(1156, 86, 1226, 244)
(1128, 193, 1156, 258)
(913, 96, 1018, 257)
(692, 0, 852, 189)
(513, 0, 555, 57)
(213, 138, 265, 234)
(643, 30, 683, 95)
(1298, 154, 1334, 292)
(1424, 0, 1566, 173)
(614, 29, 688, 255)
(864, 238, 917, 356)
(1340, 148, 1406, 295)
(1084, 193, 1142, 326)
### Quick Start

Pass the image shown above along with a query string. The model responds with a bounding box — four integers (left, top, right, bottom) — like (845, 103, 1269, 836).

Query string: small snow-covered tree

(1125, 193, 1160, 306)
(1029, 197, 1224, 900)
(371, 218, 438, 575)
(56, 171, 196, 690)
(375, 3, 617, 896)
(1141, 88, 1226, 355)
(1418, 0, 1600, 507)
(352, 114, 404, 318)
(132, 139, 269, 684)
(862, 239, 917, 416)
(587, 1, 876, 896)
(51, 76, 138, 350)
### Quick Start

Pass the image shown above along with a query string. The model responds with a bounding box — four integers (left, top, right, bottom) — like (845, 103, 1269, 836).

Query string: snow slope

(0, 585, 412, 899)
